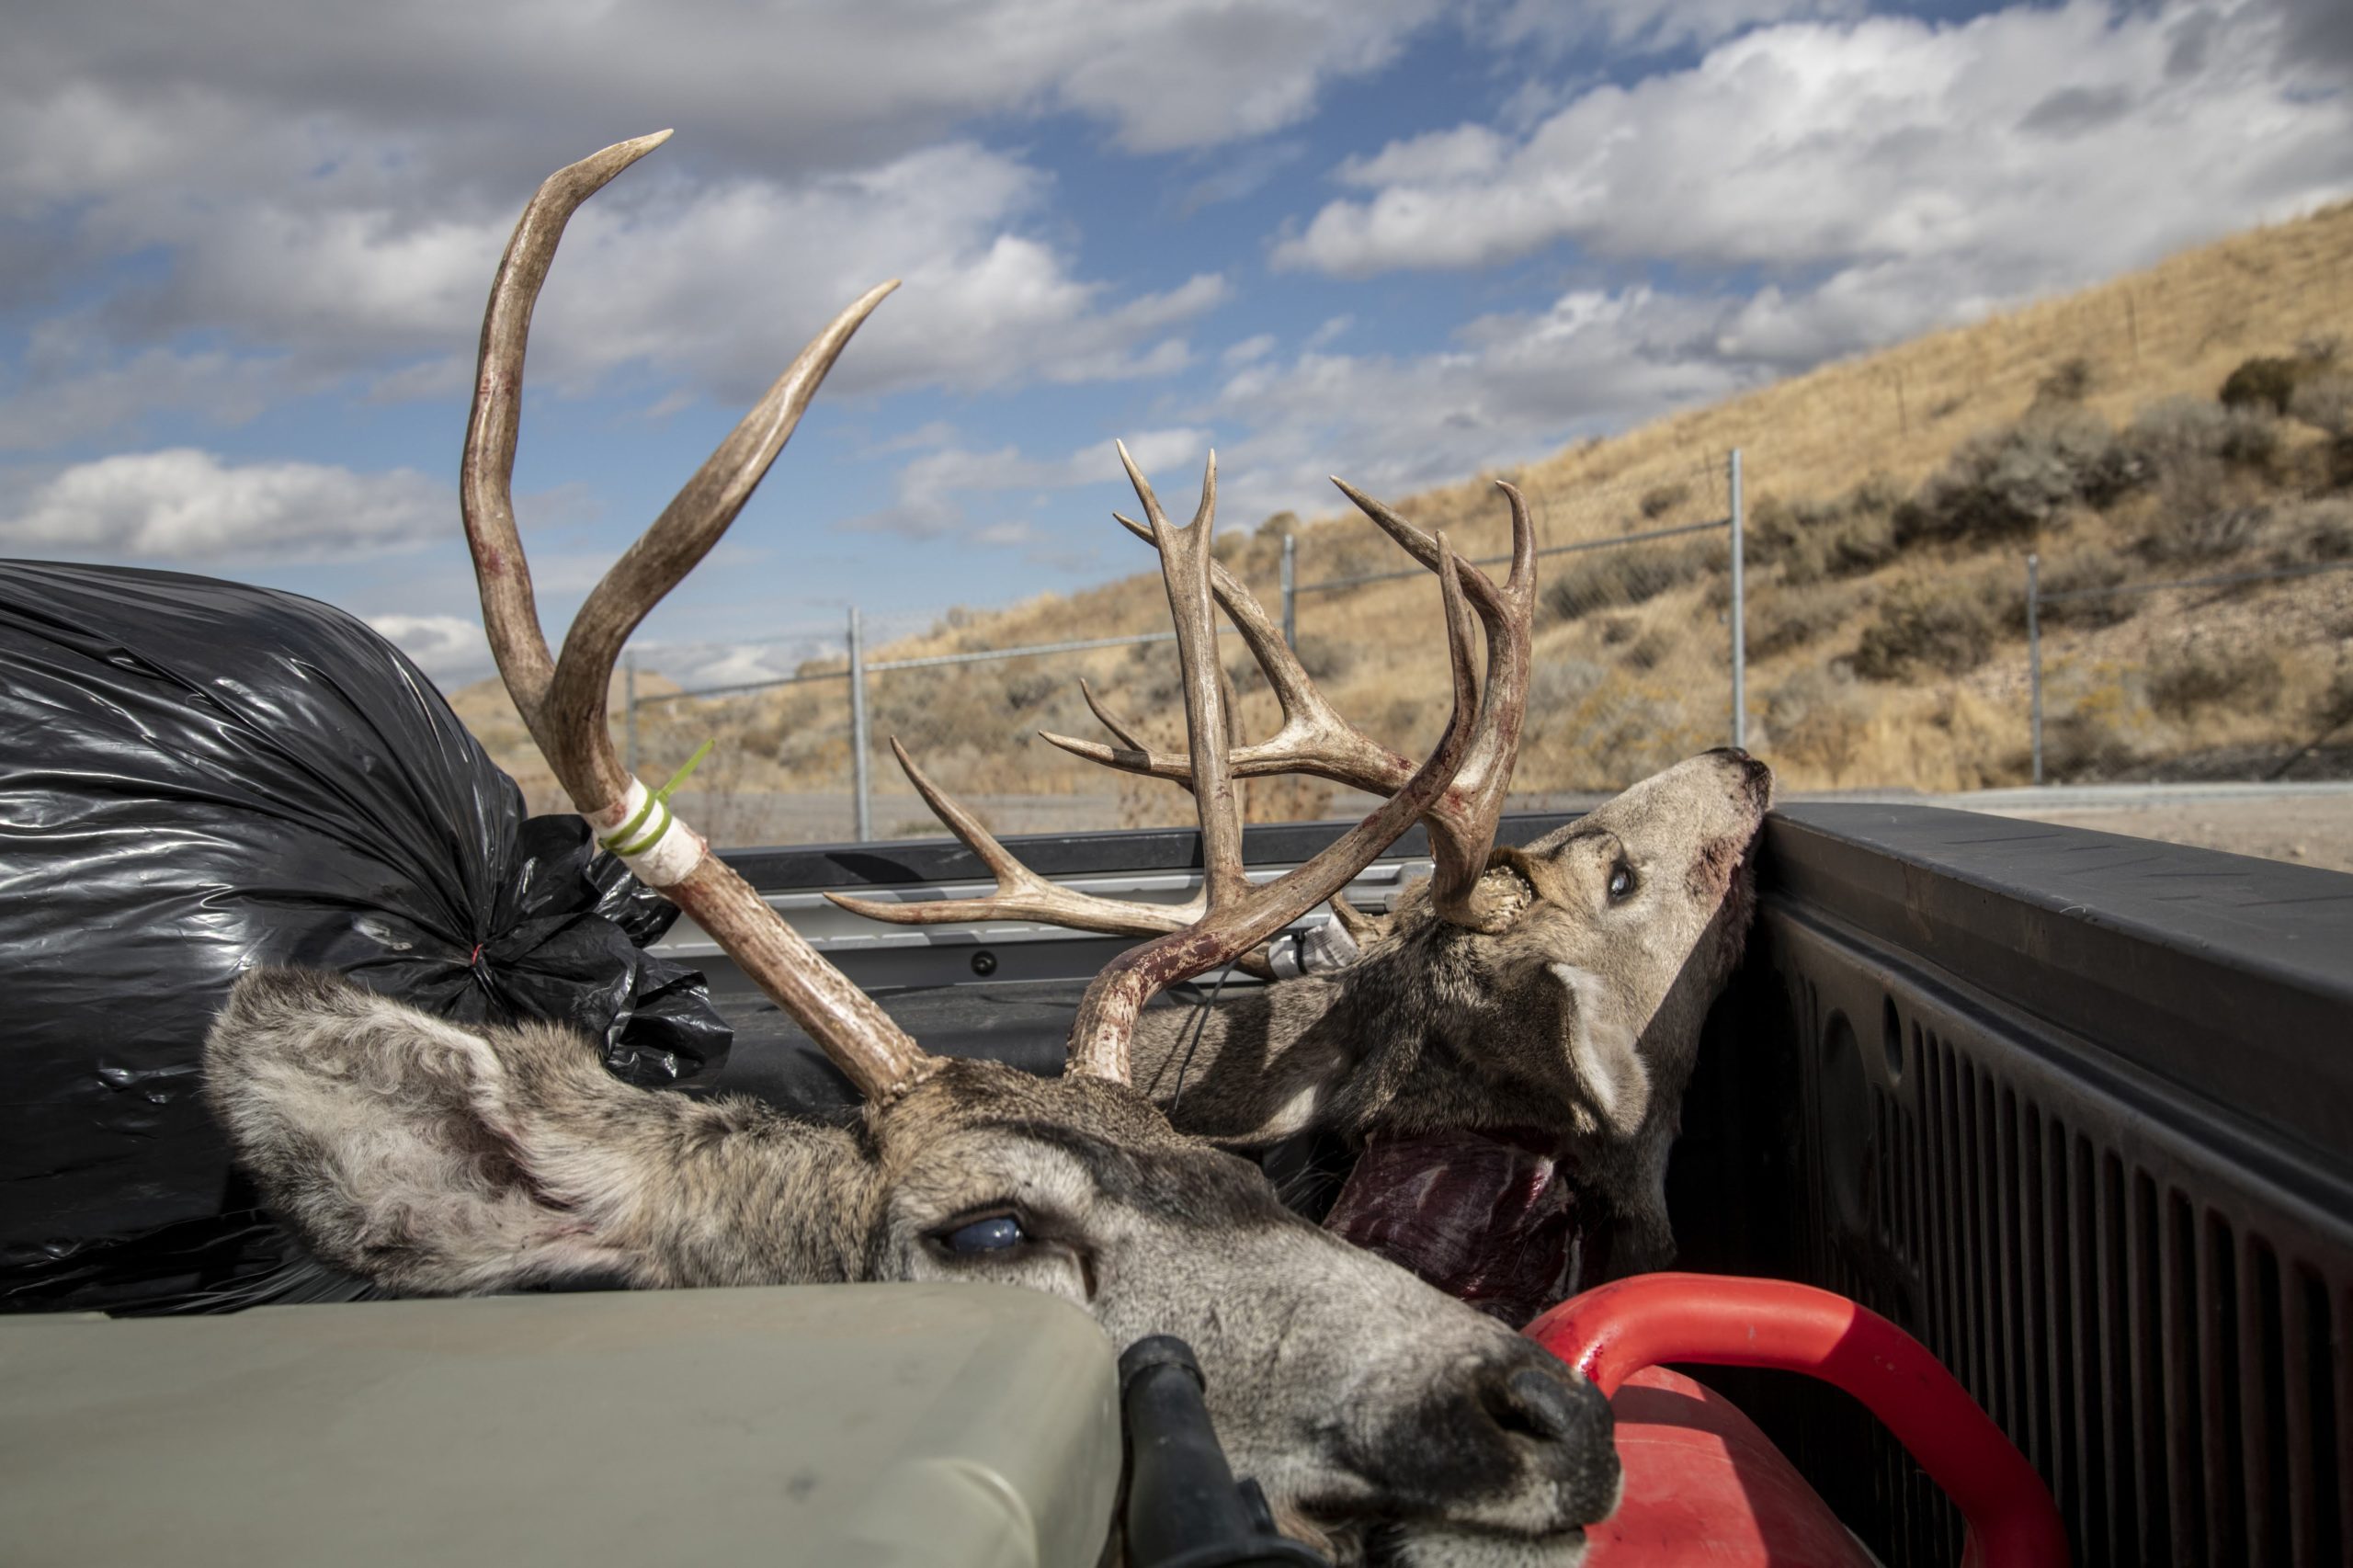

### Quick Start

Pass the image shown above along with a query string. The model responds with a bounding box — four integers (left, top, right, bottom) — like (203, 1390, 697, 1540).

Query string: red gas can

(1587, 1365, 1876, 1565)
(1526, 1275, 2071, 1568)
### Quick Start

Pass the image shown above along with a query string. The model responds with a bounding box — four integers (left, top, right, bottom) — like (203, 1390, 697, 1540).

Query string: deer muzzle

(1341, 1334, 1619, 1539)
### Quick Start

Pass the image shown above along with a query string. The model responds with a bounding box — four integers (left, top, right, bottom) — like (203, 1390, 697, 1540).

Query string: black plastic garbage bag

(0, 561, 730, 1312)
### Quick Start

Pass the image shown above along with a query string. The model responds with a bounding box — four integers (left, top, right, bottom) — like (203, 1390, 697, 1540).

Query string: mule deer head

(1297, 748, 1772, 1290)
(202, 133, 1618, 1564)
(836, 476, 1769, 1313)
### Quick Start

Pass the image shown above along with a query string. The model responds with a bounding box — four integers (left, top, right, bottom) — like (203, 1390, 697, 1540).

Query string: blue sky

(2, 0, 2347, 690)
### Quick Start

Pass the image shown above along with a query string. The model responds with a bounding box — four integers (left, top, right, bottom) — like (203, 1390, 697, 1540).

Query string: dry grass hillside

(459, 200, 2353, 842)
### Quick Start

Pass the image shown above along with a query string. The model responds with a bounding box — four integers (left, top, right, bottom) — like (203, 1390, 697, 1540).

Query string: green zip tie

(600, 738, 715, 857)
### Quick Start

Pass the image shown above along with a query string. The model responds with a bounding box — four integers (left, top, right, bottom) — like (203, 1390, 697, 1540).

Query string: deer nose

(1704, 744, 1773, 806)
(1491, 1365, 1586, 1441)
(1477, 1346, 1620, 1523)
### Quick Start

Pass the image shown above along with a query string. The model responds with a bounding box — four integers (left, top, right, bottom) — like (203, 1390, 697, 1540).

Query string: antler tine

(1069, 478, 1535, 928)
(459, 135, 932, 1103)
(1076, 678, 1152, 755)
(1335, 478, 1536, 926)
(462, 131, 673, 745)
(1124, 443, 1247, 910)
(543, 279, 898, 810)
(824, 739, 1207, 937)
(1044, 511, 1410, 791)
(1067, 531, 1483, 1082)
(1108, 509, 1362, 746)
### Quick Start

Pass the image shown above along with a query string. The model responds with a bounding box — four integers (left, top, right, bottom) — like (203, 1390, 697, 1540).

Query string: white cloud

(967, 517, 1105, 571)
(47, 140, 1227, 420)
(1222, 334, 1279, 368)
(368, 613, 490, 685)
(1176, 139, 1312, 217)
(2277, 0, 2353, 70)
(1336, 125, 1508, 189)
(1206, 0, 2353, 528)
(1276, 0, 2353, 371)
(623, 626, 858, 694)
(653, 642, 804, 691)
(0, 449, 447, 562)
(1201, 286, 1755, 527)
(846, 426, 1211, 540)
(0, 320, 290, 451)
(0, 1, 1446, 212)
(974, 519, 1044, 549)
(0, 0, 1460, 442)
(467, 147, 1226, 400)
(1305, 315, 1355, 349)
(1482, 0, 1864, 58)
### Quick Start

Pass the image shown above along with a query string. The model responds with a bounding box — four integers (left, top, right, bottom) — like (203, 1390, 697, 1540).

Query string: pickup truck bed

(674, 801, 2353, 1567)
(6, 802, 2345, 1567)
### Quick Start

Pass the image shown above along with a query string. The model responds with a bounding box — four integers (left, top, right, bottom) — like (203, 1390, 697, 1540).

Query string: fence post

(1728, 448, 1746, 750)
(622, 652, 639, 774)
(847, 606, 871, 843)
(2027, 553, 2043, 787)
(1281, 531, 1297, 650)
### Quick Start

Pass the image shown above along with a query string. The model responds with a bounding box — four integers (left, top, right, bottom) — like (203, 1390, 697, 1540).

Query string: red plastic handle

(1526, 1273, 2071, 1568)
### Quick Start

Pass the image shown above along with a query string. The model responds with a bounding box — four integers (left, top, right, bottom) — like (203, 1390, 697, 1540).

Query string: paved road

(1908, 782, 2353, 874)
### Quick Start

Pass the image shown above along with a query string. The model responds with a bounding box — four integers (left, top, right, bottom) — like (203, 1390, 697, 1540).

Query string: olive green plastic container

(0, 1282, 1120, 1568)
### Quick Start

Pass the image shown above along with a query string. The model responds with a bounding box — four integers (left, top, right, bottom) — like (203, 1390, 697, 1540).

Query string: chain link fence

(623, 620, 859, 846)
(623, 609, 1248, 846)
(1283, 449, 1745, 805)
(1473, 451, 1742, 802)
(600, 449, 1751, 846)
(571, 445, 2353, 846)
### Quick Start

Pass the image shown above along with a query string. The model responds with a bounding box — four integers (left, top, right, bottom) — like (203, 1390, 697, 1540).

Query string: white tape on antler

(1301, 918, 1359, 972)
(590, 777, 706, 888)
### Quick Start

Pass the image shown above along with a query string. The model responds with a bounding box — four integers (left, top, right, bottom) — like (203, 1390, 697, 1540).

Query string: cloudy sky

(3, 0, 2347, 688)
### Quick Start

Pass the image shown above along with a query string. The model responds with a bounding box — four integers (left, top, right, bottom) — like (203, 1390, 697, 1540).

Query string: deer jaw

(208, 970, 1615, 1563)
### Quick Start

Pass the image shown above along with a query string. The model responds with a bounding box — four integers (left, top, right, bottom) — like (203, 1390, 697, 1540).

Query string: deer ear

(205, 969, 646, 1295)
(1544, 962, 1650, 1139)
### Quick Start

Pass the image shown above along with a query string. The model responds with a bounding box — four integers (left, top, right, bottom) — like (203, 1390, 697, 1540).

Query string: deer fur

(207, 965, 1620, 1564)
(1129, 749, 1773, 1272)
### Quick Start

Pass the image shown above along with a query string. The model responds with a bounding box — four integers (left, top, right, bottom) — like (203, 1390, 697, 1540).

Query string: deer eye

(939, 1214, 1026, 1254)
(1607, 863, 1637, 903)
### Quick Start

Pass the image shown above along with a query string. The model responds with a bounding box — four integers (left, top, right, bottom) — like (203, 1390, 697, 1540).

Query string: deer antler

(1041, 479, 1534, 928)
(828, 471, 1509, 966)
(1059, 447, 1483, 1080)
(826, 735, 1212, 939)
(460, 133, 933, 1101)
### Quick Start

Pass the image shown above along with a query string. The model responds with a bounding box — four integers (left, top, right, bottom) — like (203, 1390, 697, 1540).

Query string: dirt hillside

(460, 200, 2353, 840)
